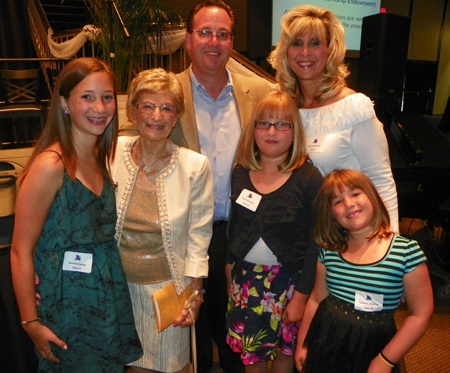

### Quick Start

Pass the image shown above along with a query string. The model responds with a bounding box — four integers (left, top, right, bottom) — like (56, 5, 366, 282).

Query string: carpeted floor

(395, 305, 450, 373)
(396, 219, 450, 373)
(394, 275, 450, 373)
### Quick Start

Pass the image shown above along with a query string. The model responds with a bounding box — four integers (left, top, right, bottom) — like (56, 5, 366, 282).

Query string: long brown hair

(19, 58, 118, 185)
(314, 169, 391, 252)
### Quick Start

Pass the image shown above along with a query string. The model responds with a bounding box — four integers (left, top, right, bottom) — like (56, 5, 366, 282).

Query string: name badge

(62, 251, 93, 274)
(354, 291, 383, 312)
(236, 188, 262, 212)
(307, 135, 326, 153)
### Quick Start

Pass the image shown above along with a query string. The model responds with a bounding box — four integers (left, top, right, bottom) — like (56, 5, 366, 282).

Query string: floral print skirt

(226, 260, 300, 365)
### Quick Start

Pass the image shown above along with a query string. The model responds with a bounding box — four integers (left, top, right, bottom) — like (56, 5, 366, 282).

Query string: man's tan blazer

(169, 68, 275, 152)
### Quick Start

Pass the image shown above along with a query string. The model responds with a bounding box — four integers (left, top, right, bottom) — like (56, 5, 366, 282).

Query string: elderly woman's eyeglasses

(136, 102, 177, 117)
(192, 29, 233, 42)
(254, 122, 294, 131)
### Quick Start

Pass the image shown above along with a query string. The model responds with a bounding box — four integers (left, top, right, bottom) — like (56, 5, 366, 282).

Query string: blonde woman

(269, 5, 399, 234)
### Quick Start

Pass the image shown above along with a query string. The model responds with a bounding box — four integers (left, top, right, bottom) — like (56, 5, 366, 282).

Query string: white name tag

(62, 251, 93, 274)
(354, 291, 383, 312)
(236, 188, 262, 212)
(307, 135, 326, 153)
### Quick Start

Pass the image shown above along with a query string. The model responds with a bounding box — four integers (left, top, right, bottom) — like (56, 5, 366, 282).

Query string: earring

(63, 109, 69, 114)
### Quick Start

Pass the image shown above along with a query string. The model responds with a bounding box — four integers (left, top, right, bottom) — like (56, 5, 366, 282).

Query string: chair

(0, 69, 46, 147)
(0, 158, 39, 371)
(45, 67, 60, 95)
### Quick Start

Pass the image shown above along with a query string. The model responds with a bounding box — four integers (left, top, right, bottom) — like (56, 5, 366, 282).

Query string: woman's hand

(295, 345, 308, 373)
(282, 290, 307, 324)
(173, 296, 203, 328)
(175, 278, 204, 327)
(23, 322, 68, 363)
(225, 263, 233, 296)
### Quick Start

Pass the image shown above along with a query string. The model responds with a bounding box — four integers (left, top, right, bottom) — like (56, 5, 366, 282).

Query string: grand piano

(383, 111, 450, 292)
(384, 112, 450, 221)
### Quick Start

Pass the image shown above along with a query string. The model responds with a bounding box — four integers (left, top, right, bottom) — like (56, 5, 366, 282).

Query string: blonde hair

(268, 5, 350, 107)
(126, 68, 185, 121)
(314, 169, 392, 252)
(237, 91, 308, 172)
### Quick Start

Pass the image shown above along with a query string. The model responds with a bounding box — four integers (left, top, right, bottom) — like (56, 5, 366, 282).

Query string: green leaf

(270, 317, 278, 331)
(251, 305, 264, 315)
(228, 330, 242, 340)
(254, 265, 264, 273)
(242, 329, 269, 352)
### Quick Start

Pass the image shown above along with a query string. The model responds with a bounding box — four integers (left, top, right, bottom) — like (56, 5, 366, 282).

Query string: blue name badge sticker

(62, 251, 93, 274)
(236, 188, 262, 212)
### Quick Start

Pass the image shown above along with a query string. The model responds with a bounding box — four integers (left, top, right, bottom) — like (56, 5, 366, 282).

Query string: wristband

(378, 352, 395, 368)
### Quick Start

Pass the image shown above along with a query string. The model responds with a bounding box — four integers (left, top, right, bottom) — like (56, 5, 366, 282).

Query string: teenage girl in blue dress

(11, 58, 142, 373)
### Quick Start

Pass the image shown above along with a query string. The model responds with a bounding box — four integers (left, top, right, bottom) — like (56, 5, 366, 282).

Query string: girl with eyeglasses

(225, 91, 323, 373)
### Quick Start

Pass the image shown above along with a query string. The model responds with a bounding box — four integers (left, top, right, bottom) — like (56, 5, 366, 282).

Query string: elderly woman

(111, 68, 214, 373)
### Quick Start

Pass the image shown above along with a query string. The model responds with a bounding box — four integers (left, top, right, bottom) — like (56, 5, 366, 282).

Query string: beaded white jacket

(111, 136, 214, 293)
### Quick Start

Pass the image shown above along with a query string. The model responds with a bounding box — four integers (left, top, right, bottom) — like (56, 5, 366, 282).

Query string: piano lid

(388, 114, 450, 173)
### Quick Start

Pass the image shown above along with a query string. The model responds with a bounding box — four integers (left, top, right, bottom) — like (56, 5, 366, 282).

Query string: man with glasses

(173, 2, 274, 372)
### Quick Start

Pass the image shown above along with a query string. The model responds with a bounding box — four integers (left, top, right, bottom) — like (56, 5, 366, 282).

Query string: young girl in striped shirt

(295, 169, 433, 373)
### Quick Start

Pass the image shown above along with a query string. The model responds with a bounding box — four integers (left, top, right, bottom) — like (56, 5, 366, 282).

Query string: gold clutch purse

(151, 282, 193, 332)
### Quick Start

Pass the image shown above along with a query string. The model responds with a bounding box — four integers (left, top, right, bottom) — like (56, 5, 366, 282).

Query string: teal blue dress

(34, 173, 143, 373)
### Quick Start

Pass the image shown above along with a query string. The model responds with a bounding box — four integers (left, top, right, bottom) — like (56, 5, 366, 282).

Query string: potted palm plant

(84, 0, 184, 92)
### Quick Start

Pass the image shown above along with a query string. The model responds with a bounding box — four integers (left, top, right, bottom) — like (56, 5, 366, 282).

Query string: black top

(226, 162, 323, 295)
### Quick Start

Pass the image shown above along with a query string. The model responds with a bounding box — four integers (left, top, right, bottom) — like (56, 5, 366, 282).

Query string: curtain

(47, 25, 100, 58)
(144, 29, 186, 55)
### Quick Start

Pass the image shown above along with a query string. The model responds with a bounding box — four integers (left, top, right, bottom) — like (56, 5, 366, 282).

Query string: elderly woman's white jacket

(111, 136, 214, 293)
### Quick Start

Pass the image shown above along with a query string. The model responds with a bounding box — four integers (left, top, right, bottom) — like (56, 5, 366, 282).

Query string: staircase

(27, 0, 98, 94)
(40, 0, 90, 32)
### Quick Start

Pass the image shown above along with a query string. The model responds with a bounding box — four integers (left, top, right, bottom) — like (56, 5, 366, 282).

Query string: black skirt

(303, 295, 399, 373)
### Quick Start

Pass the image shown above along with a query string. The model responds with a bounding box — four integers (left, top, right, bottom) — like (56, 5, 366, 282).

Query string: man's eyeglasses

(136, 102, 177, 117)
(254, 122, 294, 131)
(192, 29, 233, 42)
